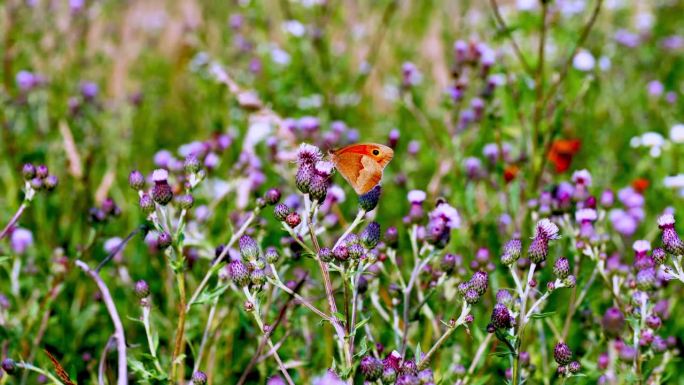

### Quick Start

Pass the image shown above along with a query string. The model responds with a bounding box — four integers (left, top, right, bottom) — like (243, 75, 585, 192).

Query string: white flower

(642, 132, 665, 147)
(670, 124, 684, 143)
(516, 0, 537, 10)
(328, 185, 346, 203)
(632, 240, 651, 253)
(407, 190, 427, 204)
(658, 213, 675, 227)
(573, 49, 595, 71)
(271, 47, 291, 65)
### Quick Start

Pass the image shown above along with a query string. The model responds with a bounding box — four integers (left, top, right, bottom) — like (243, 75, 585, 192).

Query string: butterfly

(330, 143, 394, 195)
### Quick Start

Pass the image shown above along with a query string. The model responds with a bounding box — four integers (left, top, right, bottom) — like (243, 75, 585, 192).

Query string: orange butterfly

(330, 143, 394, 195)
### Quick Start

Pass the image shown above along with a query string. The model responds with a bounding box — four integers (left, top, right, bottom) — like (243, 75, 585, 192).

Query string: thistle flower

(274, 203, 291, 221)
(490, 303, 513, 329)
(296, 163, 314, 194)
(333, 246, 349, 261)
(175, 194, 194, 210)
(496, 289, 513, 306)
(296, 143, 323, 165)
(250, 268, 266, 285)
(265, 247, 280, 264)
(359, 185, 382, 211)
(318, 247, 333, 262)
(657, 214, 684, 255)
(652, 248, 667, 265)
(192, 371, 208, 385)
(239, 235, 259, 261)
(646, 314, 662, 330)
(553, 257, 570, 279)
(10, 228, 33, 255)
(601, 307, 625, 337)
(264, 188, 281, 205)
(129, 170, 145, 190)
(22, 163, 36, 180)
(501, 239, 522, 265)
(568, 361, 581, 374)
(285, 212, 301, 228)
(36, 164, 48, 179)
(554, 342, 573, 366)
(360, 356, 383, 381)
(361, 222, 381, 248)
(139, 194, 155, 214)
(134, 280, 150, 298)
(309, 173, 329, 202)
(384, 226, 398, 247)
(228, 260, 250, 287)
(528, 219, 560, 264)
(636, 267, 656, 290)
(151, 169, 173, 205)
(576, 208, 597, 239)
(157, 232, 172, 249)
(348, 243, 364, 259)
(440, 253, 457, 274)
(1, 358, 17, 375)
(184, 155, 201, 174)
(464, 289, 480, 304)
(470, 271, 489, 296)
(382, 367, 398, 384)
(383, 351, 402, 371)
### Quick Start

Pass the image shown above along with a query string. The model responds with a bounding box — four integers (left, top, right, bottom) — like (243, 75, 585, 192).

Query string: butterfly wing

(331, 143, 394, 194)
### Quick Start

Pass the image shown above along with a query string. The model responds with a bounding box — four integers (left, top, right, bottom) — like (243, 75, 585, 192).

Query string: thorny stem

(186, 209, 258, 310)
(75, 260, 128, 385)
(416, 302, 471, 370)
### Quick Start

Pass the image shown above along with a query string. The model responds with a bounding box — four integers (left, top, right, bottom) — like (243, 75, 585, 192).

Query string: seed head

(554, 342, 573, 366)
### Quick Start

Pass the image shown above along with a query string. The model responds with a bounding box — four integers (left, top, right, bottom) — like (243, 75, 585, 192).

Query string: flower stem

(416, 302, 470, 370)
(0, 201, 27, 240)
(15, 362, 64, 385)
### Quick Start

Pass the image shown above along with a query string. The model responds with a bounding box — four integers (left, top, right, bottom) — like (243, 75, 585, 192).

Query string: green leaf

(354, 317, 370, 332)
(332, 312, 346, 322)
(529, 311, 556, 320)
(415, 343, 422, 363)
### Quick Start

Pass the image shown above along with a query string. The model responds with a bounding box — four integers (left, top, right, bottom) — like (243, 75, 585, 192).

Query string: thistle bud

(470, 271, 489, 296)
(360, 356, 383, 381)
(382, 367, 397, 384)
(1, 358, 17, 375)
(139, 194, 155, 214)
(636, 267, 656, 291)
(553, 257, 570, 279)
(134, 280, 150, 298)
(192, 371, 208, 385)
(151, 169, 173, 205)
(30, 177, 43, 190)
(464, 289, 480, 304)
(440, 253, 457, 274)
(333, 246, 349, 261)
(348, 243, 364, 259)
(359, 185, 382, 212)
(490, 303, 512, 329)
(175, 194, 194, 210)
(22, 163, 36, 180)
(501, 239, 522, 265)
(295, 163, 314, 194)
(36, 164, 49, 179)
(384, 226, 399, 247)
(44, 175, 58, 191)
(157, 232, 172, 249)
(361, 222, 381, 249)
(250, 268, 266, 286)
(646, 314, 661, 330)
(264, 188, 281, 205)
(265, 247, 280, 264)
(229, 260, 250, 287)
(554, 342, 573, 366)
(319, 247, 333, 262)
(285, 212, 301, 228)
(652, 248, 667, 265)
(568, 361, 581, 374)
(239, 235, 259, 261)
(496, 289, 513, 306)
(601, 307, 625, 337)
(274, 203, 291, 221)
(128, 170, 145, 190)
(184, 155, 201, 174)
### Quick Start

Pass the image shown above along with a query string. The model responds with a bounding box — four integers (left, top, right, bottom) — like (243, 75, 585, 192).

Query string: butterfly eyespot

(372, 149, 380, 156)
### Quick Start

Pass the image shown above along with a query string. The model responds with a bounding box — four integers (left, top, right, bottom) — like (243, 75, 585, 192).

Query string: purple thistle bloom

(657, 214, 684, 255)
(333, 245, 349, 261)
(129, 170, 145, 190)
(501, 239, 522, 265)
(348, 243, 364, 259)
(553, 257, 570, 279)
(395, 374, 420, 385)
(22, 163, 36, 180)
(192, 371, 208, 385)
(296, 143, 323, 165)
(10, 228, 33, 255)
(296, 163, 314, 194)
(274, 203, 291, 221)
(470, 270, 488, 295)
(151, 169, 173, 205)
(361, 222, 381, 249)
(496, 289, 513, 306)
(309, 173, 329, 202)
(554, 342, 573, 365)
(139, 194, 155, 214)
(239, 235, 259, 261)
(528, 219, 560, 264)
(384, 226, 399, 247)
(319, 247, 333, 262)
(360, 356, 384, 381)
(228, 260, 250, 287)
(490, 303, 512, 329)
(440, 253, 458, 274)
(157, 232, 172, 249)
(652, 248, 667, 265)
(134, 280, 150, 298)
(382, 367, 397, 384)
(636, 267, 657, 291)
